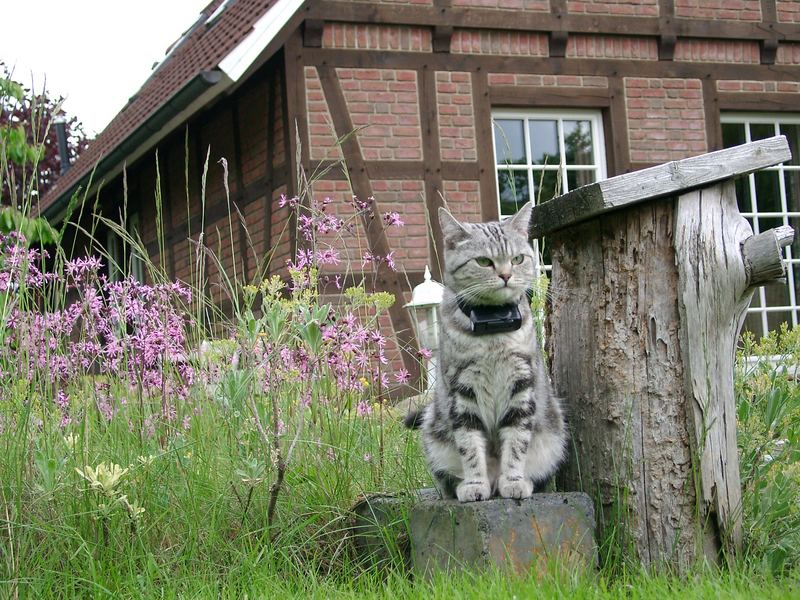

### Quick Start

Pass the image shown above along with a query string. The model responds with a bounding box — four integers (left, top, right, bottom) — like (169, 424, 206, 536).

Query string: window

(721, 114, 800, 337)
(492, 109, 607, 273)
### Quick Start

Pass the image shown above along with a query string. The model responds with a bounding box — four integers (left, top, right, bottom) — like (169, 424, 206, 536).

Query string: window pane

(567, 169, 596, 192)
(741, 312, 763, 338)
(783, 170, 800, 213)
(564, 120, 594, 165)
(494, 119, 526, 165)
(754, 170, 781, 214)
(498, 170, 529, 214)
(767, 311, 793, 332)
(751, 122, 776, 141)
(779, 123, 800, 166)
(531, 170, 560, 204)
(735, 176, 753, 213)
(791, 263, 800, 310)
(529, 120, 560, 166)
(722, 122, 746, 148)
(789, 215, 800, 258)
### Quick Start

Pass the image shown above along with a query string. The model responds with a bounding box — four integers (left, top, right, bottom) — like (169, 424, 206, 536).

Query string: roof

(41, 0, 303, 219)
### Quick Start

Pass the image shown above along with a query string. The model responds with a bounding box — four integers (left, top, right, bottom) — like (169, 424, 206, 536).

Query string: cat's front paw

(456, 480, 492, 502)
(498, 475, 533, 499)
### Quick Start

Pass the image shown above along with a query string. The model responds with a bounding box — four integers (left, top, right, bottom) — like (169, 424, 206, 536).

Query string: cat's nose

(499, 273, 511, 284)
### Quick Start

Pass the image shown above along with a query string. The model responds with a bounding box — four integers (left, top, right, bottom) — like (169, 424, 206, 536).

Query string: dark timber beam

(301, 48, 800, 82)
(419, 64, 445, 281)
(702, 77, 722, 152)
(306, 2, 800, 42)
(471, 68, 498, 222)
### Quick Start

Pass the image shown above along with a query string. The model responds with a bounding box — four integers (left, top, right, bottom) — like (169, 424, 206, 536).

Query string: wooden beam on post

(539, 136, 793, 569)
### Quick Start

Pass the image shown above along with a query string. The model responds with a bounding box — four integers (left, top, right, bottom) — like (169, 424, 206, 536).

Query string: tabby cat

(405, 202, 567, 502)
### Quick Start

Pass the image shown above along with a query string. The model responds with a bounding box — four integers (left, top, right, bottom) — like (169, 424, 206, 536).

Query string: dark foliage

(1, 62, 90, 206)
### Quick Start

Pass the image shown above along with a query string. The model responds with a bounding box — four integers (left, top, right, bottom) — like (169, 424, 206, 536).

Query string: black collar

(457, 299, 523, 335)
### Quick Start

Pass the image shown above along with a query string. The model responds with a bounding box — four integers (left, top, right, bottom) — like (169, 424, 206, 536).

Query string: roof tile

(42, 0, 278, 213)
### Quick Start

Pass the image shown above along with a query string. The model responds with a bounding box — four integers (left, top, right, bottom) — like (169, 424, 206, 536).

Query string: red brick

(625, 77, 707, 163)
(567, 35, 658, 60)
(675, 0, 761, 21)
(567, 0, 658, 17)
(451, 29, 548, 56)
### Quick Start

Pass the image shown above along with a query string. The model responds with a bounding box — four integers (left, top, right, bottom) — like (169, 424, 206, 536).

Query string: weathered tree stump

(532, 136, 794, 570)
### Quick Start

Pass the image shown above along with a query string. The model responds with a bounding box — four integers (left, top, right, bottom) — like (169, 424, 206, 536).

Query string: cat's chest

(445, 336, 532, 425)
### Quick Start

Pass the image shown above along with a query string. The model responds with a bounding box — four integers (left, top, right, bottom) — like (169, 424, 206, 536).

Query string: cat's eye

(475, 257, 493, 267)
(511, 255, 525, 265)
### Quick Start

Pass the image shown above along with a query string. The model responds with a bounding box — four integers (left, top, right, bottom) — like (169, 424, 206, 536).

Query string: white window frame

(721, 113, 800, 337)
(491, 108, 607, 274)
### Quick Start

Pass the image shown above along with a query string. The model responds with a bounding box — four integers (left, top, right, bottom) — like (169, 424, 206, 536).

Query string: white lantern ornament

(404, 265, 444, 389)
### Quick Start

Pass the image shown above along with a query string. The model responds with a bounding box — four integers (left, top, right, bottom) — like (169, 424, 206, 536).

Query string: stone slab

(351, 490, 596, 577)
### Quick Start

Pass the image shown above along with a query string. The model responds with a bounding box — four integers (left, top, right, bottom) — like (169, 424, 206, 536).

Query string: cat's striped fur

(406, 202, 567, 502)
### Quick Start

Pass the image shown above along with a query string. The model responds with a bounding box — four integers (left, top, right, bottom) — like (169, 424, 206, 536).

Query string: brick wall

(237, 80, 269, 188)
(206, 212, 244, 306)
(567, 0, 658, 16)
(487, 73, 609, 88)
(308, 179, 364, 270)
(777, 43, 800, 65)
(273, 75, 286, 169)
(674, 39, 760, 63)
(675, 0, 761, 21)
(309, 179, 430, 273)
(778, 1, 800, 22)
(452, 0, 549, 9)
(270, 185, 292, 276)
(443, 180, 482, 223)
(625, 77, 707, 164)
(372, 179, 429, 272)
(172, 233, 198, 285)
(336, 68, 423, 161)
(436, 72, 477, 162)
(566, 35, 658, 60)
(717, 79, 800, 93)
(243, 196, 269, 282)
(322, 23, 432, 52)
(199, 109, 238, 201)
(451, 30, 548, 56)
(305, 67, 344, 161)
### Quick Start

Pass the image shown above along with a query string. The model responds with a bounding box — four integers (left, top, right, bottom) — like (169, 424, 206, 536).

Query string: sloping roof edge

(43, 70, 228, 222)
(43, 0, 306, 223)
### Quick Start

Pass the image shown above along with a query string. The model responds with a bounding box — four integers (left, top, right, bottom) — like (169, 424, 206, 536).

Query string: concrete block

(411, 492, 596, 577)
(351, 490, 596, 577)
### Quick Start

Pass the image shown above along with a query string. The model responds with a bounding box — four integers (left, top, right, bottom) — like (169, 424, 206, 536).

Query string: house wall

(283, 0, 800, 380)
(83, 1, 800, 386)
(86, 55, 290, 322)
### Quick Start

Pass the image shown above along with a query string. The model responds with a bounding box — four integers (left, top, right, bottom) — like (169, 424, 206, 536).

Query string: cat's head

(438, 202, 535, 305)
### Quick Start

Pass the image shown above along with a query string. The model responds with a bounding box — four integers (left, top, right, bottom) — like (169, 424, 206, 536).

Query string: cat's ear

(438, 207, 470, 247)
(504, 201, 533, 238)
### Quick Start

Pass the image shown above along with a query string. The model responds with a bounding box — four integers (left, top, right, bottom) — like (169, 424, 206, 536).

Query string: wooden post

(534, 136, 794, 570)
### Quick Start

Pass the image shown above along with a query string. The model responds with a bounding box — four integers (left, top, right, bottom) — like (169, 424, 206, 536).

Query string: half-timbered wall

(285, 0, 800, 364)
(77, 56, 289, 321)
(76, 0, 800, 384)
